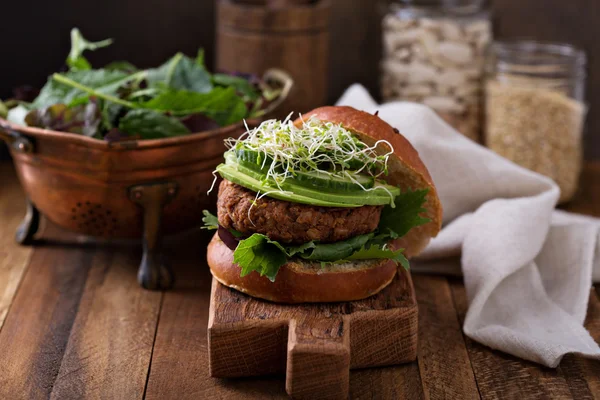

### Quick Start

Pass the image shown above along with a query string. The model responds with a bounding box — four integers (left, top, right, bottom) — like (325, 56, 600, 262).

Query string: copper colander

(0, 69, 293, 290)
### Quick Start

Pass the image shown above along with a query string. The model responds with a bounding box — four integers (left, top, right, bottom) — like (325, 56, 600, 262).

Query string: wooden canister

(216, 0, 331, 117)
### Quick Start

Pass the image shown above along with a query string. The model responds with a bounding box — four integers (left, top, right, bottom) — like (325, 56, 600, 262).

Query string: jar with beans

(381, 0, 491, 142)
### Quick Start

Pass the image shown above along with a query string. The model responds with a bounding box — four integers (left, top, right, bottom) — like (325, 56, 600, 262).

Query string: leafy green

(25, 103, 101, 137)
(284, 241, 317, 257)
(100, 102, 126, 131)
(378, 189, 430, 239)
(6, 28, 282, 141)
(347, 246, 409, 270)
(233, 234, 288, 282)
(231, 231, 410, 281)
(213, 73, 260, 100)
(0, 100, 7, 119)
(202, 210, 219, 230)
(298, 233, 373, 261)
(140, 87, 247, 126)
(196, 49, 205, 66)
(67, 28, 113, 70)
(104, 61, 138, 73)
(33, 70, 129, 109)
(118, 109, 189, 139)
(147, 53, 212, 94)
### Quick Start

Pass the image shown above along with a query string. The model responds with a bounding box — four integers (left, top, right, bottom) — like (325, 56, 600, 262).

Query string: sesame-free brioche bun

(298, 106, 442, 257)
(207, 234, 398, 303)
(207, 106, 442, 303)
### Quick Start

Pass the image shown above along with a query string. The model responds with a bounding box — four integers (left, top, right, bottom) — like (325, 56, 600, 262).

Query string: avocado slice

(216, 164, 360, 207)
(217, 162, 399, 207)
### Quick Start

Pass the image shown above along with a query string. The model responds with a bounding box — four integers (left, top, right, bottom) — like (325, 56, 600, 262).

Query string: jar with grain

(381, 0, 491, 142)
(485, 41, 587, 203)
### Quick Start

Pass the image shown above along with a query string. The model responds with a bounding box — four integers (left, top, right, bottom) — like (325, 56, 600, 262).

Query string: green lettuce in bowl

(2, 28, 286, 141)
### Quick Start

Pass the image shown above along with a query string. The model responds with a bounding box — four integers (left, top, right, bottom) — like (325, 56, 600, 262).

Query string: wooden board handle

(208, 271, 418, 399)
(286, 317, 350, 399)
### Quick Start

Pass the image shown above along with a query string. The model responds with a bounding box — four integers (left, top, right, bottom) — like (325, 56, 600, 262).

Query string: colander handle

(257, 68, 294, 117)
(0, 120, 34, 153)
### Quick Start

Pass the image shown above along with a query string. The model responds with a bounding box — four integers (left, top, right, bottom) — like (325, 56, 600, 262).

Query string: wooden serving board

(208, 268, 418, 399)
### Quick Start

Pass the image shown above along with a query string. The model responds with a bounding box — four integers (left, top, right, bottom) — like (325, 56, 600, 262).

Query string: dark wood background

(1, 0, 598, 159)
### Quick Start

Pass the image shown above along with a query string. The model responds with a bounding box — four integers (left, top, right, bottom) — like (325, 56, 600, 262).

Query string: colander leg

(15, 198, 40, 245)
(130, 182, 178, 291)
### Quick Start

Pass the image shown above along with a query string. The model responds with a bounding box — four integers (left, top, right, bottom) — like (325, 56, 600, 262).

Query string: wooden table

(0, 161, 599, 400)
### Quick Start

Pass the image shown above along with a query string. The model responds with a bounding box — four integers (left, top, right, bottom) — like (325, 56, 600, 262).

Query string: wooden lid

(217, 0, 330, 32)
(234, 0, 315, 5)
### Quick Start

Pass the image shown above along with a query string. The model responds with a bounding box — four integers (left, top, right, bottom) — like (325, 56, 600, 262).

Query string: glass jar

(485, 41, 587, 203)
(381, 0, 492, 142)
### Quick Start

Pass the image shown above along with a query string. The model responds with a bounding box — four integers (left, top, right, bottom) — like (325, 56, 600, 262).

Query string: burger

(203, 106, 442, 303)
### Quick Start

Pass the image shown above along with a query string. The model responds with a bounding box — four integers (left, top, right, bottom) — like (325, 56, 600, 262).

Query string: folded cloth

(336, 84, 600, 367)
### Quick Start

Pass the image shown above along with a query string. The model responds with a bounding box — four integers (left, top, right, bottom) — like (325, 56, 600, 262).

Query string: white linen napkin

(336, 84, 600, 367)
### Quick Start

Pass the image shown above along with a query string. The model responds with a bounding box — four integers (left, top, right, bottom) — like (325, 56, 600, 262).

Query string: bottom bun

(207, 233, 398, 303)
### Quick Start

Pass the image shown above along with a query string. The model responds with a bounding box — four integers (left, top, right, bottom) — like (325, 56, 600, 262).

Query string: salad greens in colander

(0, 28, 282, 141)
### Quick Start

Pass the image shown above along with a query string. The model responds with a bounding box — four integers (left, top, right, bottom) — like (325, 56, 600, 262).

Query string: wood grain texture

(145, 231, 424, 400)
(0, 225, 94, 399)
(208, 268, 418, 399)
(558, 291, 600, 399)
(0, 164, 33, 330)
(349, 364, 424, 400)
(216, 0, 330, 116)
(49, 247, 162, 399)
(145, 230, 290, 400)
(413, 275, 480, 400)
(449, 279, 582, 400)
(1, 162, 600, 399)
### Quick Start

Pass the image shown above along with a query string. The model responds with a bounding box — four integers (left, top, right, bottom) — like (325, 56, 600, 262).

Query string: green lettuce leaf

(347, 246, 409, 270)
(140, 87, 247, 126)
(285, 241, 317, 257)
(147, 53, 212, 94)
(233, 234, 288, 282)
(231, 232, 410, 281)
(298, 233, 373, 261)
(0, 100, 7, 119)
(378, 189, 430, 239)
(67, 28, 113, 70)
(118, 109, 189, 139)
(33, 70, 129, 109)
(104, 61, 138, 73)
(213, 74, 260, 101)
(202, 210, 219, 230)
(201, 210, 244, 237)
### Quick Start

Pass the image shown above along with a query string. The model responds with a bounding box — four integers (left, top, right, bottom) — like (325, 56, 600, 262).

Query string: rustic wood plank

(0, 225, 94, 399)
(449, 279, 576, 400)
(49, 246, 162, 399)
(146, 231, 424, 400)
(145, 230, 290, 399)
(413, 275, 480, 400)
(0, 163, 33, 331)
(349, 364, 424, 400)
(208, 268, 418, 399)
(558, 290, 600, 399)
